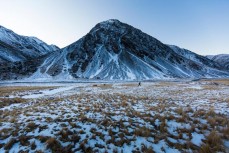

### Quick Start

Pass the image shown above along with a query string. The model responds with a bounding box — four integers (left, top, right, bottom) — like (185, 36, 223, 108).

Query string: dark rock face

(0, 56, 46, 80)
(0, 19, 228, 80)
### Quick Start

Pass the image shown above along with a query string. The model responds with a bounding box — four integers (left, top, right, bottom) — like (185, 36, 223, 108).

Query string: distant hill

(206, 54, 229, 70)
(0, 25, 59, 63)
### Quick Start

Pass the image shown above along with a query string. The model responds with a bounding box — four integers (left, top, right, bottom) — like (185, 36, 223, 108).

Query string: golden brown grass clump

(4, 138, 16, 150)
(0, 97, 25, 107)
(0, 86, 57, 97)
(200, 131, 224, 152)
(46, 137, 62, 151)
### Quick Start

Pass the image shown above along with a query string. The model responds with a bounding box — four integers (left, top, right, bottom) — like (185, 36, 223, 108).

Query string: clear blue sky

(1, 0, 229, 55)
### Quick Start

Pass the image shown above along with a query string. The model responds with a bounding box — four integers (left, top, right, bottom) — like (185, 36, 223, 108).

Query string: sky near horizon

(0, 0, 229, 55)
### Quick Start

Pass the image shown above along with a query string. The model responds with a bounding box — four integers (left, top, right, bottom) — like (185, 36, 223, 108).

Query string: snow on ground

(0, 79, 229, 152)
(20, 86, 76, 99)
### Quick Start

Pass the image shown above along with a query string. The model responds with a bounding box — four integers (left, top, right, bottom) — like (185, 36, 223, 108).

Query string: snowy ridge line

(1, 19, 229, 80)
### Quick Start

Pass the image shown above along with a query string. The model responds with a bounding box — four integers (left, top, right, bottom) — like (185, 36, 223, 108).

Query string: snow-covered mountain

(206, 54, 229, 70)
(27, 19, 229, 80)
(0, 25, 59, 63)
(0, 19, 229, 80)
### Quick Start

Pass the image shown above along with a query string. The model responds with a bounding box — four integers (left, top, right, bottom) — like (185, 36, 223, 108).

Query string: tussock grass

(46, 137, 62, 151)
(200, 131, 224, 152)
(1, 81, 229, 152)
(202, 85, 220, 90)
(0, 97, 25, 107)
(134, 126, 152, 137)
(26, 122, 38, 132)
(0, 128, 14, 139)
(19, 135, 31, 146)
(4, 138, 16, 150)
(0, 86, 58, 97)
(121, 83, 141, 87)
(31, 141, 36, 150)
(200, 144, 211, 153)
(203, 79, 229, 86)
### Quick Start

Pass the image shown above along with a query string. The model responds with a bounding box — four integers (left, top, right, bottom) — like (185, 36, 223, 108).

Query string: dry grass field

(0, 79, 229, 152)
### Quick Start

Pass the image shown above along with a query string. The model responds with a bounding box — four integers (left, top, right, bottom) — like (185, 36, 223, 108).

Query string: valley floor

(0, 79, 229, 153)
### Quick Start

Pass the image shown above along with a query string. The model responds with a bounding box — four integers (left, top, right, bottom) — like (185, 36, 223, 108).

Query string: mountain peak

(89, 19, 127, 33)
(100, 19, 121, 24)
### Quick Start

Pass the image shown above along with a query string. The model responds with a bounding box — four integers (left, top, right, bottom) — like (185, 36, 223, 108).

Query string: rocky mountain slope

(0, 19, 228, 80)
(0, 25, 59, 63)
(206, 54, 229, 70)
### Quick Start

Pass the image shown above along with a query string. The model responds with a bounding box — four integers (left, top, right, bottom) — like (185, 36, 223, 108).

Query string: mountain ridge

(0, 19, 228, 80)
(206, 54, 229, 70)
(0, 25, 59, 63)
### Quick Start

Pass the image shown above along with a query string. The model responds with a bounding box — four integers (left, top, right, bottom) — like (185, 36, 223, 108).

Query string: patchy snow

(191, 132, 204, 146)
(5, 86, 76, 99)
(188, 85, 202, 89)
(224, 140, 229, 149)
(0, 80, 228, 152)
(0, 25, 59, 63)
